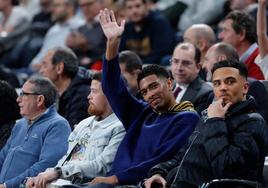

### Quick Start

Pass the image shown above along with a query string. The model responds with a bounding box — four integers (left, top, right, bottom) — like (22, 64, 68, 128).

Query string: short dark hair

(211, 59, 248, 79)
(28, 76, 58, 108)
(215, 42, 239, 61)
(92, 72, 102, 82)
(0, 81, 20, 123)
(137, 64, 170, 87)
(225, 10, 256, 44)
(51, 47, 79, 78)
(119, 51, 142, 73)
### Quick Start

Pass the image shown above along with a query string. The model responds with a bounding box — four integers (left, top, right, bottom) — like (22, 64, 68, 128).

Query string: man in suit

(170, 42, 213, 114)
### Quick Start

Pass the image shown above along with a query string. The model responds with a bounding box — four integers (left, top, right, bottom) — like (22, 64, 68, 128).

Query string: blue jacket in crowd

(0, 105, 71, 188)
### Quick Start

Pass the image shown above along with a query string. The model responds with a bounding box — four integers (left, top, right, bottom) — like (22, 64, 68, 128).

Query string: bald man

(183, 24, 216, 64)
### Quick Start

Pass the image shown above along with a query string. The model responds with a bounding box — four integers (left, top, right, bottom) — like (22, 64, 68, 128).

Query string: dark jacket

(0, 122, 15, 150)
(119, 11, 175, 65)
(149, 96, 268, 188)
(180, 77, 213, 115)
(59, 67, 91, 129)
(248, 78, 268, 124)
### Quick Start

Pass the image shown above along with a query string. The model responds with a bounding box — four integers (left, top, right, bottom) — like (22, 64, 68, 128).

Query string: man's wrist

(54, 167, 62, 178)
(111, 175, 119, 185)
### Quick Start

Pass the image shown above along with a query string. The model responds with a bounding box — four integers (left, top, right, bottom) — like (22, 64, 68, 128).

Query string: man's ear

(243, 81, 249, 96)
(238, 29, 246, 42)
(56, 62, 64, 74)
(37, 95, 45, 107)
(166, 78, 174, 91)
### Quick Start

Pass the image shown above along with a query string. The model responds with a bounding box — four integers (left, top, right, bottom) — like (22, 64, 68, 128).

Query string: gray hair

(28, 76, 58, 108)
(51, 46, 79, 78)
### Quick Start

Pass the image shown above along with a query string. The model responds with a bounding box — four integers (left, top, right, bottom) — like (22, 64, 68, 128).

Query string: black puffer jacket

(148, 96, 268, 188)
(59, 67, 91, 129)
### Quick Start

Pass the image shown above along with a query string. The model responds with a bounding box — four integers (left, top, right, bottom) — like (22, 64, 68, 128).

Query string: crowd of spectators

(0, 0, 268, 188)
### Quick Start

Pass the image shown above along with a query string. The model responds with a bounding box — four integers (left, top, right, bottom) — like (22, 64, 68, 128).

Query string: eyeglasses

(169, 58, 194, 67)
(19, 91, 41, 97)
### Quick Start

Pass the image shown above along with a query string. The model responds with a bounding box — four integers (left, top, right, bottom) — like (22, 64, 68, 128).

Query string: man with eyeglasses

(76, 9, 199, 188)
(0, 76, 71, 188)
(170, 42, 213, 114)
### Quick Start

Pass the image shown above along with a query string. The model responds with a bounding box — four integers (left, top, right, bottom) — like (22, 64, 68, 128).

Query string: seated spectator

(203, 42, 268, 124)
(218, 10, 265, 80)
(82, 9, 199, 187)
(178, 0, 225, 32)
(183, 24, 216, 65)
(0, 0, 30, 34)
(0, 67, 20, 87)
(170, 42, 213, 114)
(39, 47, 91, 129)
(25, 72, 125, 188)
(0, 80, 20, 149)
(144, 60, 268, 188)
(183, 24, 216, 80)
(229, 0, 268, 32)
(256, 0, 268, 79)
(119, 50, 142, 97)
(119, 0, 175, 64)
(0, 76, 71, 188)
(30, 0, 84, 70)
(66, 0, 105, 68)
(0, 0, 54, 70)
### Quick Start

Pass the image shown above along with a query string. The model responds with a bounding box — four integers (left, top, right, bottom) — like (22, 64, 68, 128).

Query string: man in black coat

(39, 47, 91, 129)
(203, 42, 268, 124)
(144, 60, 268, 188)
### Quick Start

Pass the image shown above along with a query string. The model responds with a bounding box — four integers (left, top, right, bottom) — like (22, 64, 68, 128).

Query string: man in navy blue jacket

(0, 76, 71, 188)
(80, 9, 199, 187)
(119, 0, 174, 64)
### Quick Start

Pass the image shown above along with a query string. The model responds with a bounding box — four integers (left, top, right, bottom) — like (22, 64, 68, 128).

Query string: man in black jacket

(144, 60, 268, 188)
(39, 47, 91, 129)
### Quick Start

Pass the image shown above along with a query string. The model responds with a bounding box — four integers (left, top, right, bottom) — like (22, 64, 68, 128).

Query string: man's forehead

(212, 67, 241, 80)
(139, 74, 161, 88)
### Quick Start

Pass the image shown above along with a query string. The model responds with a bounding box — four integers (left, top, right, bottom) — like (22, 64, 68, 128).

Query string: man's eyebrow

(212, 76, 236, 81)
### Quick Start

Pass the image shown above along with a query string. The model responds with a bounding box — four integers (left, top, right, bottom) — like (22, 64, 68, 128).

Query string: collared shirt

(175, 83, 189, 103)
(240, 43, 258, 64)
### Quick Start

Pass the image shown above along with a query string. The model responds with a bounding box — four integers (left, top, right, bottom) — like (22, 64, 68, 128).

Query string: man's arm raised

(99, 9, 125, 60)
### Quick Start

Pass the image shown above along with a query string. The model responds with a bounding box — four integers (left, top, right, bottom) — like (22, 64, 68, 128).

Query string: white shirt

(255, 54, 268, 80)
(175, 83, 189, 103)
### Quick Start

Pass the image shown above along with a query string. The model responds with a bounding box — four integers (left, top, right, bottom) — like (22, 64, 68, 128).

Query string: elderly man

(218, 10, 264, 80)
(39, 47, 91, 129)
(0, 76, 71, 188)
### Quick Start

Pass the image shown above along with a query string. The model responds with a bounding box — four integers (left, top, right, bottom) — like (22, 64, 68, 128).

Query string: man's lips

(149, 97, 160, 105)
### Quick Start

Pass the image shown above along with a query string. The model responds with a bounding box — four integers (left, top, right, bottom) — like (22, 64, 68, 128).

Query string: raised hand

(258, 0, 267, 5)
(99, 8, 125, 41)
